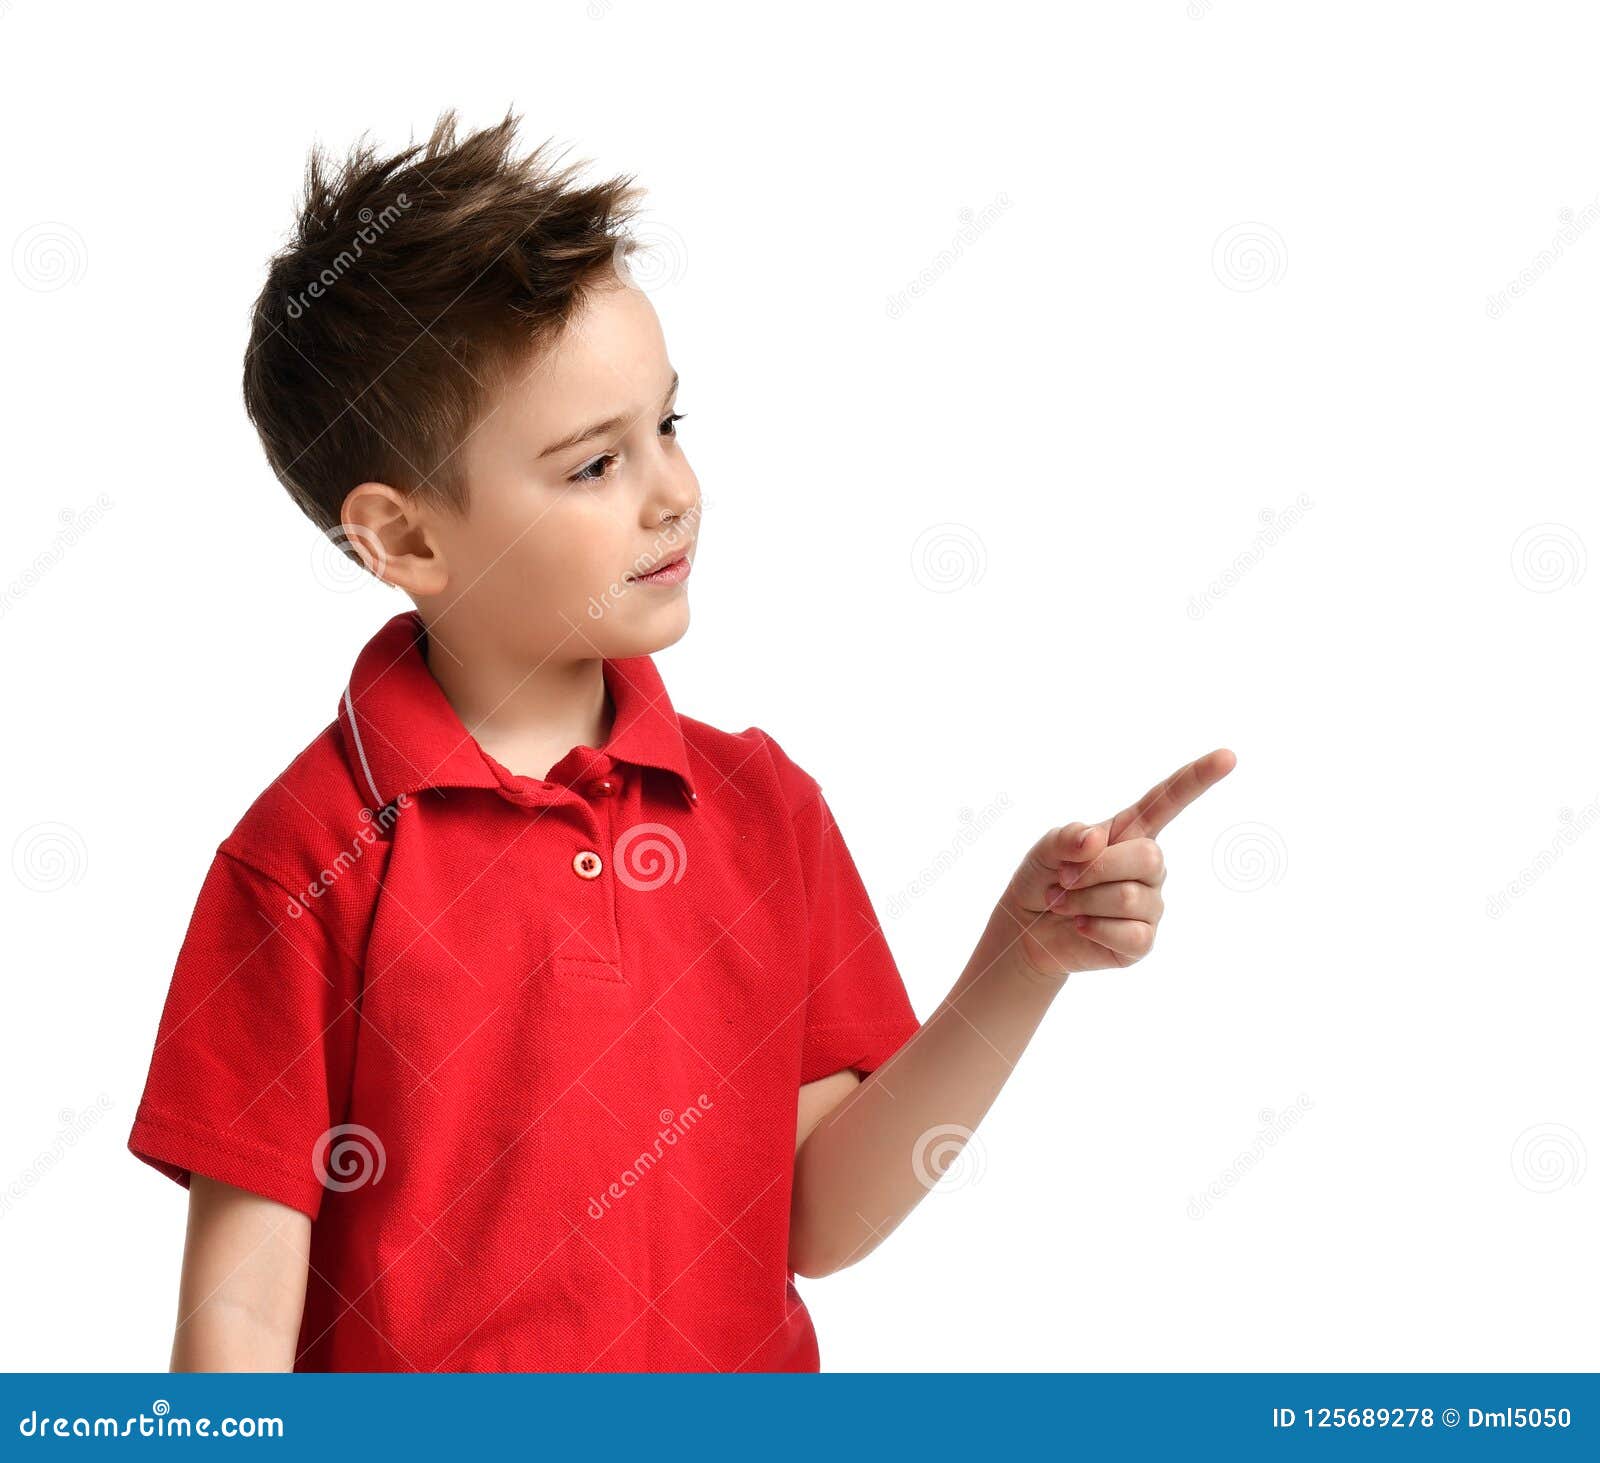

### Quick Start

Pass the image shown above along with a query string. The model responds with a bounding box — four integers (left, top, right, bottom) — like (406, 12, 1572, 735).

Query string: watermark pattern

(1485, 794, 1600, 918)
(1187, 1095, 1313, 1218)
(911, 1123, 987, 1192)
(614, 220, 688, 293)
(585, 497, 707, 620)
(1486, 196, 1600, 317)
(1510, 1123, 1586, 1194)
(886, 193, 1013, 319)
(585, 1095, 714, 1219)
(1211, 221, 1288, 292)
(613, 822, 687, 891)
(0, 1095, 114, 1219)
(910, 522, 987, 593)
(884, 794, 1014, 920)
(0, 495, 115, 619)
(1186, 494, 1314, 619)
(11, 822, 88, 892)
(1509, 522, 1586, 593)
(312, 1123, 387, 1192)
(11, 221, 88, 292)
(284, 194, 410, 319)
(312, 522, 390, 592)
(288, 794, 410, 918)
(18, 1403, 283, 1440)
(1211, 821, 1287, 892)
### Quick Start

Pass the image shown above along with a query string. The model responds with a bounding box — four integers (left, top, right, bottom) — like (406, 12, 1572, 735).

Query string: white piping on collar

(342, 683, 385, 810)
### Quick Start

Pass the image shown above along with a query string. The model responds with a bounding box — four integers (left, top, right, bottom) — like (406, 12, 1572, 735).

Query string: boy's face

(397, 274, 700, 663)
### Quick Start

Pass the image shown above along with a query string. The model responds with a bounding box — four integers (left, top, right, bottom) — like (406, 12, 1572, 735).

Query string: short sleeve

(791, 787, 922, 1086)
(127, 848, 361, 1220)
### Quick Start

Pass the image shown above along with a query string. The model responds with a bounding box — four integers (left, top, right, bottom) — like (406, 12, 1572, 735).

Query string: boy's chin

(594, 604, 691, 661)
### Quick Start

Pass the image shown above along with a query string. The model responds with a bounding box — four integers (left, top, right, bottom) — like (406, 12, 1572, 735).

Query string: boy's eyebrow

(537, 371, 679, 459)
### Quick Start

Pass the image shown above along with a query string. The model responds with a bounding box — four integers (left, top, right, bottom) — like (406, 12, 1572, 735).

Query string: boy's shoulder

(212, 716, 384, 921)
(676, 715, 825, 819)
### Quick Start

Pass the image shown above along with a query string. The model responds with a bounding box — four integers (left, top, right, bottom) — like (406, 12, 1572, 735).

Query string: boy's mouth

(627, 551, 692, 587)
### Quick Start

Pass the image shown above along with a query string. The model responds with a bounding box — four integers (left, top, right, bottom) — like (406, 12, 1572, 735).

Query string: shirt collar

(337, 611, 698, 812)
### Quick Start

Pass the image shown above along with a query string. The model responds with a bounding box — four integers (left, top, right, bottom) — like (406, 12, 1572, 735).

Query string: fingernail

(1059, 867, 1083, 888)
(1047, 886, 1071, 907)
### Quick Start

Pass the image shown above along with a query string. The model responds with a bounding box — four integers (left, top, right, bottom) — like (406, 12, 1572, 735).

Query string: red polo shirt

(128, 611, 921, 1372)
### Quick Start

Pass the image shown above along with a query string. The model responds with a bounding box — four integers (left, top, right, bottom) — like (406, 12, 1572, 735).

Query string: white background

(1, 1, 1594, 1373)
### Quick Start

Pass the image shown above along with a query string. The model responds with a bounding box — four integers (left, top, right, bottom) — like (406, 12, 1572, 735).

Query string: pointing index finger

(1107, 747, 1237, 843)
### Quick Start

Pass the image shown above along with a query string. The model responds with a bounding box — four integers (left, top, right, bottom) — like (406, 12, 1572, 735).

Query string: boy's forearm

(170, 1175, 311, 1372)
(171, 1298, 302, 1372)
(789, 900, 1065, 1277)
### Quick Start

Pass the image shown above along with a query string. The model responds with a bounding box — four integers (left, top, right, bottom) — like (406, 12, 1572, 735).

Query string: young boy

(128, 109, 1235, 1372)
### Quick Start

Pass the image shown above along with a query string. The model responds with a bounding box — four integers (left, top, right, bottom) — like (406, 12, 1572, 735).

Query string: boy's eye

(569, 413, 686, 485)
(571, 454, 617, 485)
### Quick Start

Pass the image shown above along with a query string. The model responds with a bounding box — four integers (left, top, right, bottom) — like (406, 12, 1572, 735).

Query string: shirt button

(572, 849, 604, 879)
(585, 776, 621, 798)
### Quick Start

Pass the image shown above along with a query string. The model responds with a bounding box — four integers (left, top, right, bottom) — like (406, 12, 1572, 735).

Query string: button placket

(562, 768, 623, 969)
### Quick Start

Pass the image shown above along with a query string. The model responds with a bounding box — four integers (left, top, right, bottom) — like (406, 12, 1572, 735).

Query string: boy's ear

(338, 481, 449, 597)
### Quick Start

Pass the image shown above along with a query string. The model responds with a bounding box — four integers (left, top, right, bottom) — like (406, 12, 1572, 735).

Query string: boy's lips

(628, 551, 691, 586)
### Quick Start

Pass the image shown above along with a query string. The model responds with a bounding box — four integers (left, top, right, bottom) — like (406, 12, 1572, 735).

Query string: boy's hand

(1001, 748, 1237, 982)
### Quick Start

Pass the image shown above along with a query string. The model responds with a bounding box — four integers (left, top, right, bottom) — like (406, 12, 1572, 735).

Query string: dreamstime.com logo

(0, 495, 114, 619)
(17, 1400, 283, 1440)
(1509, 522, 1585, 594)
(11, 822, 88, 893)
(312, 1124, 386, 1192)
(283, 194, 411, 319)
(1485, 794, 1600, 918)
(1186, 495, 1315, 619)
(612, 822, 688, 891)
(885, 194, 1013, 319)
(1211, 821, 1288, 893)
(884, 794, 1014, 920)
(11, 220, 88, 292)
(288, 794, 409, 917)
(613, 221, 689, 293)
(910, 522, 986, 593)
(1211, 221, 1288, 292)
(312, 522, 390, 592)
(1187, 1095, 1315, 1219)
(1486, 196, 1600, 318)
(911, 1123, 987, 1192)
(586, 1095, 714, 1219)
(585, 499, 708, 620)
(1510, 1123, 1585, 1194)
(1, 1096, 113, 1219)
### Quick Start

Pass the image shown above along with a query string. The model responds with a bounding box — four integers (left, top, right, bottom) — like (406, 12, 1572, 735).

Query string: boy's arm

(796, 1068, 863, 1154)
(170, 1175, 312, 1372)
(789, 750, 1235, 1278)
(789, 897, 1063, 1278)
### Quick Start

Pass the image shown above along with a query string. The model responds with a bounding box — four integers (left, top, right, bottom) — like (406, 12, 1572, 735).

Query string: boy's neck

(419, 620, 613, 784)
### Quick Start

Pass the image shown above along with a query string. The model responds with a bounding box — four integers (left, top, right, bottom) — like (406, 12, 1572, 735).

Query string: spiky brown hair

(242, 108, 646, 536)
